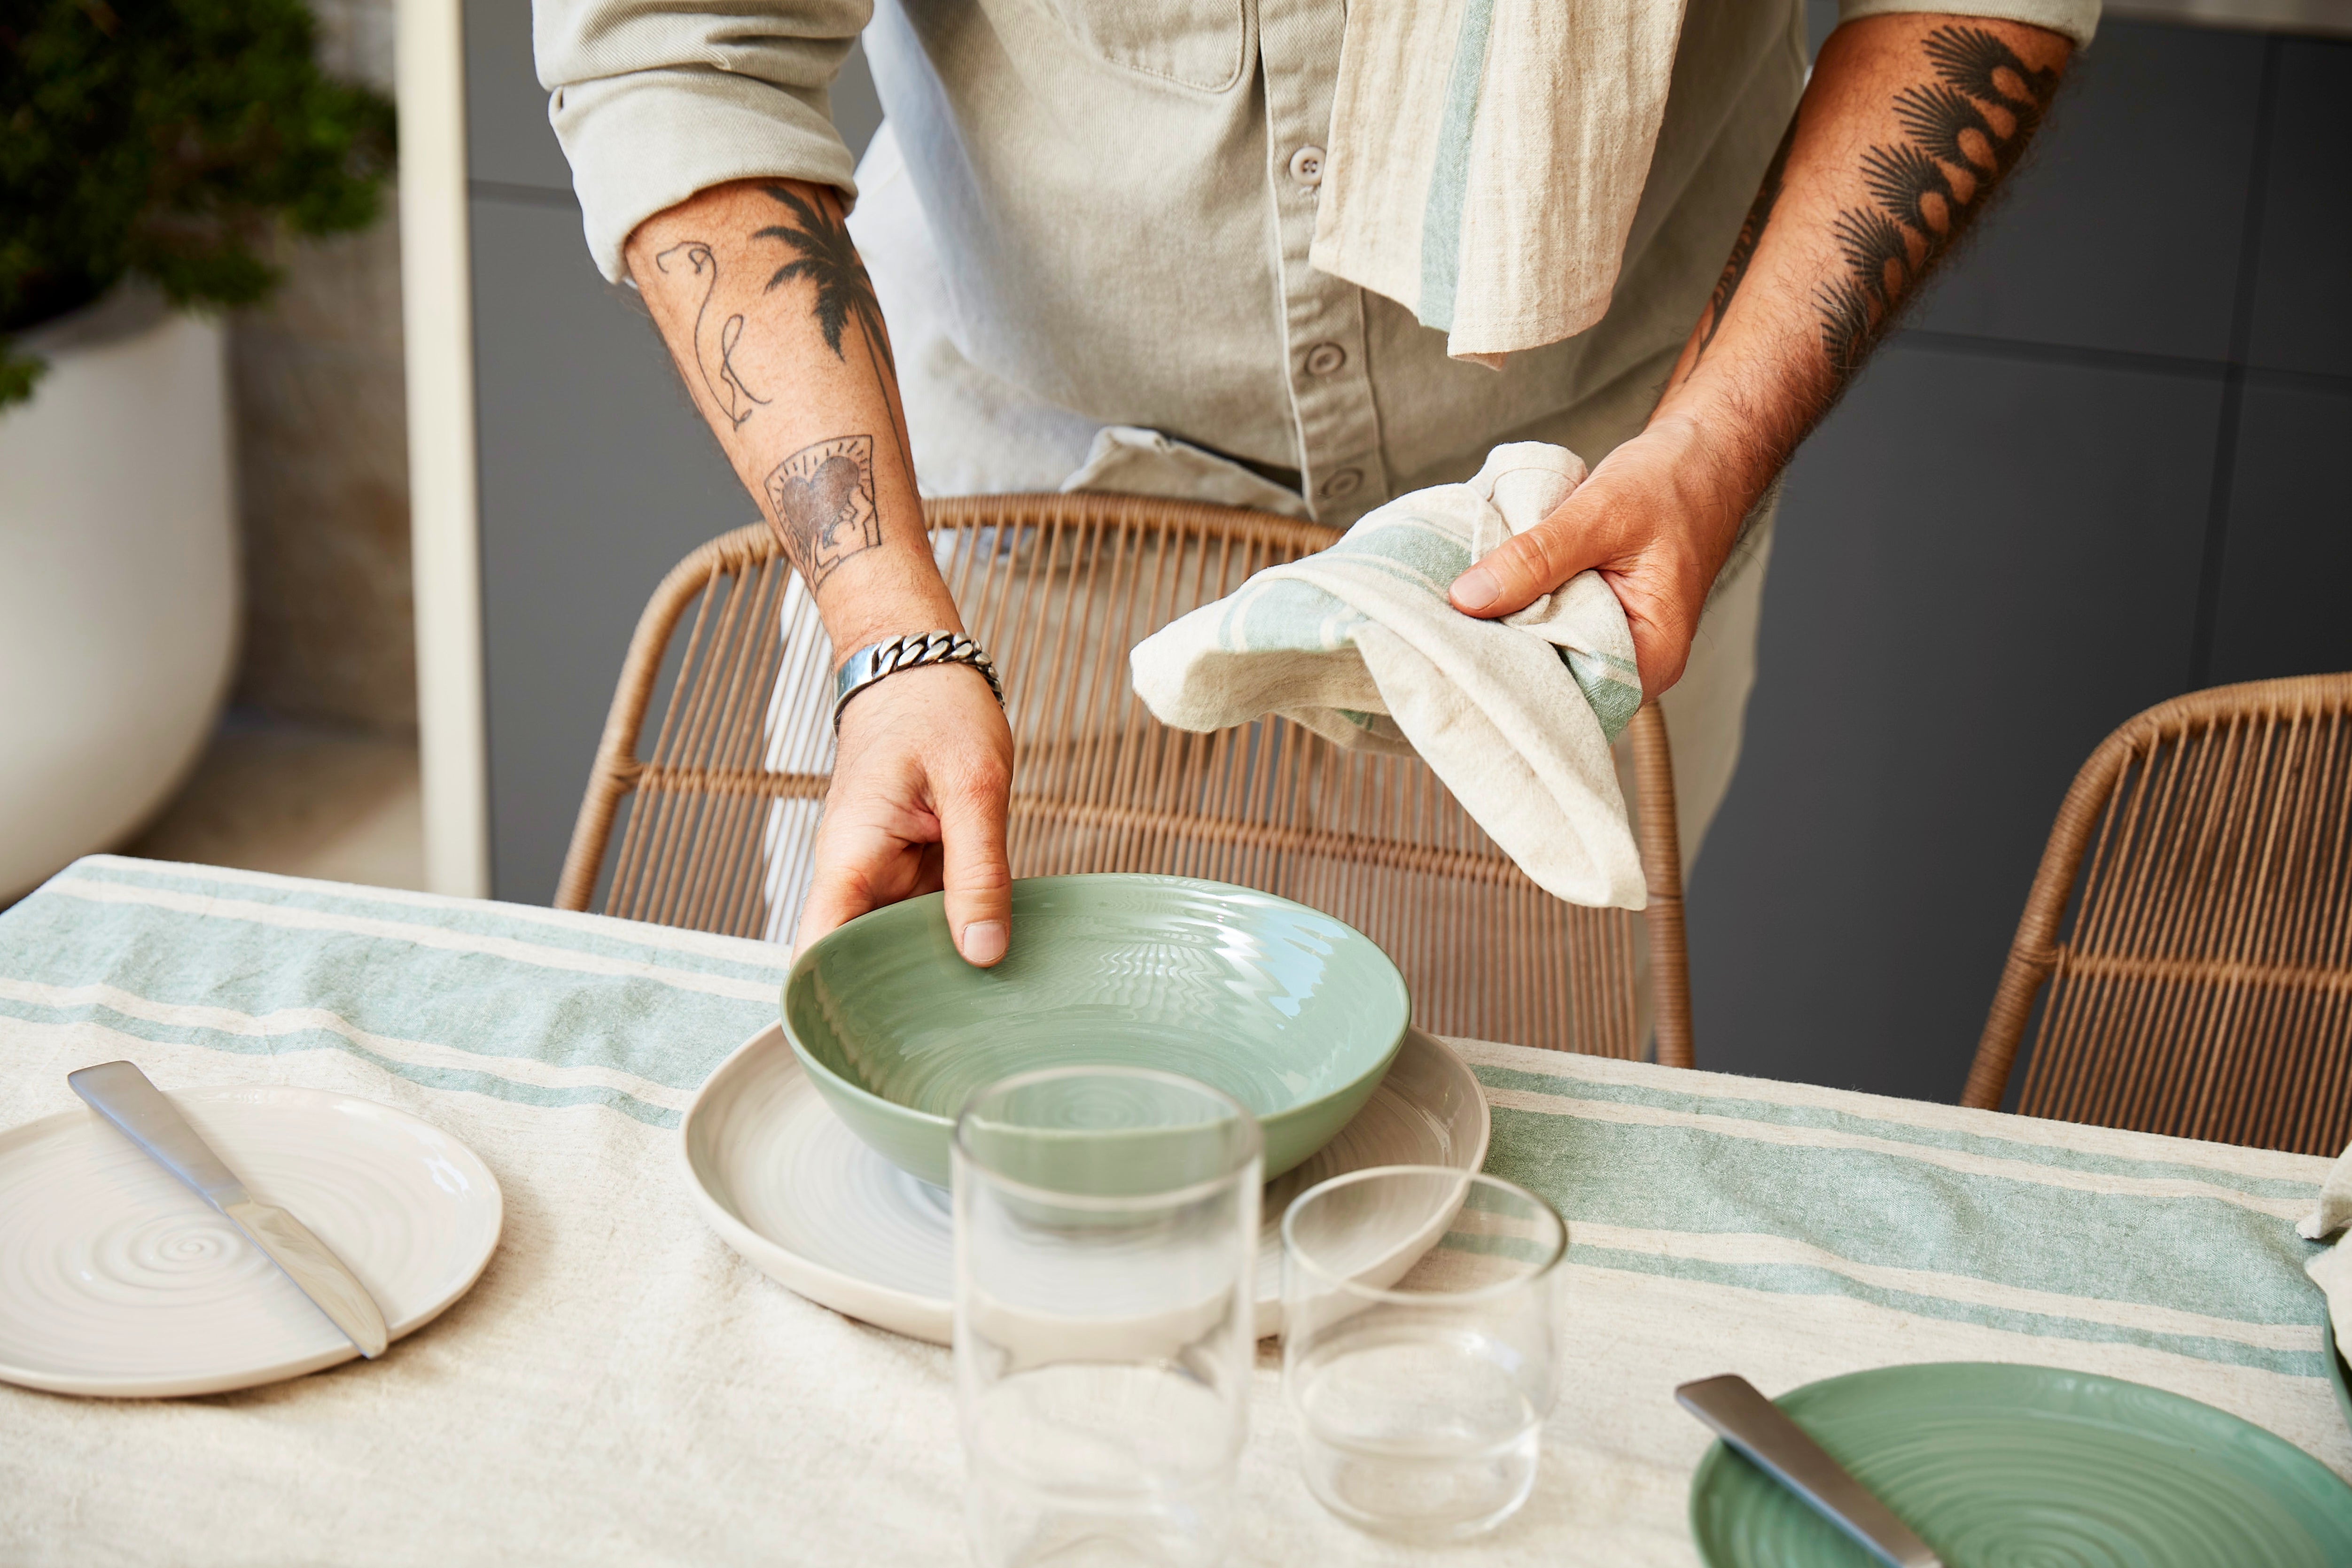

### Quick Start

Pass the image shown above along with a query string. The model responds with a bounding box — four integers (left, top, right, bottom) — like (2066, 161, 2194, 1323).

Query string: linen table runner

(0, 855, 2338, 1566)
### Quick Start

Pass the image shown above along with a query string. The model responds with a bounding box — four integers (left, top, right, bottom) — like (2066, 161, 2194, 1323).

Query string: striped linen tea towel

(1311, 0, 1690, 365)
(1128, 442, 1649, 910)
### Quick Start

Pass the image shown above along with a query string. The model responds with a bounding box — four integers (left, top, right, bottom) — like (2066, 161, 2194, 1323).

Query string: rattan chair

(557, 494, 1694, 1064)
(1963, 674, 2352, 1153)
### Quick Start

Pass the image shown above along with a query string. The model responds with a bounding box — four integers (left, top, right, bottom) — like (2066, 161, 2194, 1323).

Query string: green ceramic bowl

(782, 874, 1411, 1188)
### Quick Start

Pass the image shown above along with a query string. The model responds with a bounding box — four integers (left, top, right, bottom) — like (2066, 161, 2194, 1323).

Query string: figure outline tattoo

(764, 434, 884, 587)
(654, 240, 768, 429)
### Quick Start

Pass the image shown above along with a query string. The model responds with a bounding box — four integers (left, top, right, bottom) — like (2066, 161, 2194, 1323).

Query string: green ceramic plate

(1690, 1362, 2352, 1567)
(783, 874, 1411, 1188)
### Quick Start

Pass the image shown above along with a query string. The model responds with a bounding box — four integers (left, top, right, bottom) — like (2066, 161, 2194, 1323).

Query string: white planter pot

(0, 297, 238, 899)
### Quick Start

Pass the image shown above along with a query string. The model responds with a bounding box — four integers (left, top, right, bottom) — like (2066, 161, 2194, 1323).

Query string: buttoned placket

(1257, 0, 1389, 527)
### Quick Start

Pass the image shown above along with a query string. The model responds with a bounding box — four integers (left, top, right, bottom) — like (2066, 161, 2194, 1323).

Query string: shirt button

(1303, 342, 1347, 377)
(1288, 145, 1325, 187)
(1319, 467, 1364, 500)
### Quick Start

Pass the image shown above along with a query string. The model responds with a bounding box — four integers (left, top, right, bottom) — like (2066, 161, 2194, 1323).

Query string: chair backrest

(1963, 674, 2352, 1153)
(558, 494, 1693, 1064)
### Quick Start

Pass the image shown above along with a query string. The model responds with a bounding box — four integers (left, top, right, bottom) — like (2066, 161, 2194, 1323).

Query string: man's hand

(1449, 412, 1752, 696)
(792, 665, 1014, 963)
(1449, 14, 2072, 693)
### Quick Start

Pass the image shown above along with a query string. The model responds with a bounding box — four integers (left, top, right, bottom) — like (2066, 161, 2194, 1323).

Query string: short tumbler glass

(1281, 1166, 1566, 1541)
(954, 1067, 1262, 1568)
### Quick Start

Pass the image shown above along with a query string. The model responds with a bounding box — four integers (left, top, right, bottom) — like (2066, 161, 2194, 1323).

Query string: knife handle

(69, 1061, 250, 1210)
(1677, 1374, 1943, 1568)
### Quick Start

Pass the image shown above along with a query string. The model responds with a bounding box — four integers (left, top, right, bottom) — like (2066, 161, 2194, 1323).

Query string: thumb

(936, 762, 1013, 967)
(1448, 505, 1595, 620)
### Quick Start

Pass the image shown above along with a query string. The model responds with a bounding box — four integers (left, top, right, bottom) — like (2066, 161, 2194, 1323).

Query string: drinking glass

(1281, 1166, 1566, 1541)
(953, 1067, 1262, 1568)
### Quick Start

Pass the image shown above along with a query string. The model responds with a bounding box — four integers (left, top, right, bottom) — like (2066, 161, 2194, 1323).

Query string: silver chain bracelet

(831, 631, 1005, 733)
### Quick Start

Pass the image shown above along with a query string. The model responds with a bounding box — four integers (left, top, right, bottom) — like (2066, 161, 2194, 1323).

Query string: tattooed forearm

(764, 434, 885, 587)
(1816, 24, 2058, 376)
(1695, 120, 1798, 363)
(654, 241, 769, 429)
(627, 176, 952, 631)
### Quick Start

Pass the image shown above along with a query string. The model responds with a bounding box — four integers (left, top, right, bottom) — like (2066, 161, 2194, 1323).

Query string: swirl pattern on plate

(1690, 1362, 2352, 1567)
(0, 1087, 503, 1397)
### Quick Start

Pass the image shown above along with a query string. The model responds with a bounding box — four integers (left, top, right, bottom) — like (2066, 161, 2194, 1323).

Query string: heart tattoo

(765, 435, 883, 585)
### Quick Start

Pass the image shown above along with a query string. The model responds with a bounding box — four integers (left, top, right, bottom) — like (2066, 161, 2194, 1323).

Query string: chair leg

(1630, 703, 1694, 1069)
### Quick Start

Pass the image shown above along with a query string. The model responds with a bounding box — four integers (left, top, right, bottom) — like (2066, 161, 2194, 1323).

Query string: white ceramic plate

(0, 1085, 503, 1397)
(681, 1025, 1491, 1343)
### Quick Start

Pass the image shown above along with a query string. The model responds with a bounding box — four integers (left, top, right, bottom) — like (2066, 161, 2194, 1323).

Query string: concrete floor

(126, 711, 426, 892)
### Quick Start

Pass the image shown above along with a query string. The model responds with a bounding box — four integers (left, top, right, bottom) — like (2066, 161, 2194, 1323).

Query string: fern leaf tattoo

(1815, 25, 2059, 378)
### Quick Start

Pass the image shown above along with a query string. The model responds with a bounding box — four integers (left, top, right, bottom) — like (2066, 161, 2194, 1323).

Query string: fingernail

(1452, 566, 1499, 611)
(961, 920, 1007, 965)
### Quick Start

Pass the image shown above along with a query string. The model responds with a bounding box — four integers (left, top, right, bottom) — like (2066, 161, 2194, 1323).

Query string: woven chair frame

(557, 493, 1693, 1065)
(1963, 673, 2352, 1154)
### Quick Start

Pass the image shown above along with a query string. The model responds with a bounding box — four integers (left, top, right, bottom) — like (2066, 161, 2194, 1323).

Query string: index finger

(791, 856, 881, 958)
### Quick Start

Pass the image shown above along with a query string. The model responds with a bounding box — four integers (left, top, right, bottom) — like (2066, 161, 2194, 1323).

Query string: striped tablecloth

(0, 855, 2338, 1565)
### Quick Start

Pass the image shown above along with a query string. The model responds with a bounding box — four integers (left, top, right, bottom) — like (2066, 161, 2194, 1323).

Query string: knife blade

(69, 1061, 389, 1359)
(1677, 1374, 1942, 1568)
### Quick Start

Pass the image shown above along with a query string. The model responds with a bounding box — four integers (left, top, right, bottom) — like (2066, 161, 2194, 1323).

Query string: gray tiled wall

(1688, 23, 2352, 1101)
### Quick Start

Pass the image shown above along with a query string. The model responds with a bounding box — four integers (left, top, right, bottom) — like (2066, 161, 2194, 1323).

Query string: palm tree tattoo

(752, 185, 914, 584)
(756, 186, 894, 374)
(653, 240, 768, 428)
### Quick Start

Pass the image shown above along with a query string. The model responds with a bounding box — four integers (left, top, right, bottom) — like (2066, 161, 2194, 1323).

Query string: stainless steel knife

(69, 1061, 389, 1359)
(1677, 1374, 1942, 1568)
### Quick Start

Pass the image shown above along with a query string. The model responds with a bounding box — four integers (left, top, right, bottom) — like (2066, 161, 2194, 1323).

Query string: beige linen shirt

(540, 0, 2096, 525)
(539, 0, 2095, 871)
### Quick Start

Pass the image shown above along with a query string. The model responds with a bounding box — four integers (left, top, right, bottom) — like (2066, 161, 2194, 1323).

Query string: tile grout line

(2188, 35, 2284, 690)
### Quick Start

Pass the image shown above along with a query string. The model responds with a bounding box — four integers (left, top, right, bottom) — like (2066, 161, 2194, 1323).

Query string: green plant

(0, 0, 395, 407)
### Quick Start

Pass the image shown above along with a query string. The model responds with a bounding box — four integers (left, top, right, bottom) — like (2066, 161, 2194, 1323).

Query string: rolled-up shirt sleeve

(535, 0, 871, 280)
(1835, 0, 2099, 47)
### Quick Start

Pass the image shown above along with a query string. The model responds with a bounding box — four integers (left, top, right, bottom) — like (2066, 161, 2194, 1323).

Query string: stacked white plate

(681, 1025, 1491, 1343)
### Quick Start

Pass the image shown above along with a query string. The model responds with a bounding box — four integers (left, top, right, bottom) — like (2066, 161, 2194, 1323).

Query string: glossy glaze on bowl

(783, 875, 1411, 1186)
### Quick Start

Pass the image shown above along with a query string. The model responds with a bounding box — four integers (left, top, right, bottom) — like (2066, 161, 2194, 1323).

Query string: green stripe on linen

(1414, 0, 1497, 335)
(62, 858, 787, 988)
(1565, 1244, 2321, 1378)
(0, 992, 687, 1126)
(1439, 1227, 1556, 1267)
(1483, 1101, 2327, 1376)
(1564, 649, 1643, 742)
(1472, 1060, 2322, 1203)
(0, 859, 788, 1126)
(1217, 577, 1367, 655)
(1335, 516, 1472, 589)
